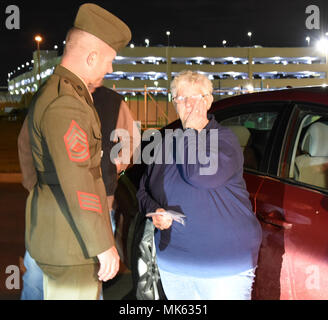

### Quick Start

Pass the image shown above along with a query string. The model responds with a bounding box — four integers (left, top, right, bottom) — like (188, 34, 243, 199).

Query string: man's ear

(86, 51, 98, 67)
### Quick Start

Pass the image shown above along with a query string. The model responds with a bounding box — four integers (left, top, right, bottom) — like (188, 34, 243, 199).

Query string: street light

(34, 34, 43, 87)
(306, 36, 310, 46)
(145, 38, 150, 47)
(246, 84, 254, 92)
(316, 38, 328, 82)
(316, 38, 328, 53)
(35, 35, 42, 43)
(166, 31, 170, 47)
(247, 31, 252, 46)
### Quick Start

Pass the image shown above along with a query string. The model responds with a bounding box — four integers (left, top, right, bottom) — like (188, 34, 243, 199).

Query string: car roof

(210, 86, 328, 113)
(161, 86, 328, 131)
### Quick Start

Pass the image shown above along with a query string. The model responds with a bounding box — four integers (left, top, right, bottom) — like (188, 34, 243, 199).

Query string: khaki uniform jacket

(25, 65, 114, 266)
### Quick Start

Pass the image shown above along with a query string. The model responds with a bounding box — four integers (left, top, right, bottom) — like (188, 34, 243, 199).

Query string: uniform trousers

(20, 210, 115, 300)
(41, 263, 101, 300)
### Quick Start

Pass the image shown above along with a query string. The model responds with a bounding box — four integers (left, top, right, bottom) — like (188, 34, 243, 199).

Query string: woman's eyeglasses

(173, 94, 209, 104)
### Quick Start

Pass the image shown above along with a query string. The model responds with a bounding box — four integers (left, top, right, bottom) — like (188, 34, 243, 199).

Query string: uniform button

(77, 85, 83, 91)
(64, 79, 69, 84)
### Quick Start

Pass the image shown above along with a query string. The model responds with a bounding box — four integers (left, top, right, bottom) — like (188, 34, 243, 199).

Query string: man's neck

(59, 62, 93, 101)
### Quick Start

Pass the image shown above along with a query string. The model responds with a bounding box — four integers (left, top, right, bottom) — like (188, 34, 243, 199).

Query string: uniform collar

(54, 65, 94, 106)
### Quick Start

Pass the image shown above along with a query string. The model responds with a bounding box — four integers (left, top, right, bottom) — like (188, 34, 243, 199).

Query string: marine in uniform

(18, 86, 141, 300)
(23, 3, 131, 299)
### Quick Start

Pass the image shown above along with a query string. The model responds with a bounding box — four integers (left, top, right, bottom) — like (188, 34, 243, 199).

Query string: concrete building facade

(7, 46, 328, 127)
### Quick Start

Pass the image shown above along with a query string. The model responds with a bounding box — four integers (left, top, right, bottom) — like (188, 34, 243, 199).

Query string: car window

(219, 112, 278, 171)
(287, 110, 328, 190)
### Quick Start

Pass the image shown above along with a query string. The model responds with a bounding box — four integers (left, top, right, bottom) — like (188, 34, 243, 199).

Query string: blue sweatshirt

(137, 115, 262, 278)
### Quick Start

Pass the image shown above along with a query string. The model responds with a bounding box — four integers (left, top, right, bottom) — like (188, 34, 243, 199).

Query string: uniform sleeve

(42, 96, 113, 258)
(177, 128, 243, 189)
(17, 116, 37, 192)
(136, 164, 162, 215)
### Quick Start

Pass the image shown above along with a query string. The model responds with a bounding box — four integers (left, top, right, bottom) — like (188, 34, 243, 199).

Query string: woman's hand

(183, 97, 209, 131)
(152, 208, 173, 230)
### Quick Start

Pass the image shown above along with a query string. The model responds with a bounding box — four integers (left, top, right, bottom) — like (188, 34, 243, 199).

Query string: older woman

(136, 70, 262, 300)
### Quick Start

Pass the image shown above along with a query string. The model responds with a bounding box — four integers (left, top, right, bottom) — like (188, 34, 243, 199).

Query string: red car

(114, 86, 328, 300)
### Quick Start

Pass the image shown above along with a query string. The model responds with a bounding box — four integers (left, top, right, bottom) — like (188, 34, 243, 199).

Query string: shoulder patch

(64, 120, 90, 162)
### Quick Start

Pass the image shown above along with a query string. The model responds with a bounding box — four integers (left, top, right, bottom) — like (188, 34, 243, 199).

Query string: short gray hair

(170, 70, 213, 98)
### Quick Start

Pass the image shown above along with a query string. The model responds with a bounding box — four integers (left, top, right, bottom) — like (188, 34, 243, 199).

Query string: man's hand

(152, 208, 173, 230)
(97, 246, 120, 282)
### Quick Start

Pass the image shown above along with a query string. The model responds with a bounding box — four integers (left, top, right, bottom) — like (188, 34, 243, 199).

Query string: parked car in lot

(114, 86, 328, 300)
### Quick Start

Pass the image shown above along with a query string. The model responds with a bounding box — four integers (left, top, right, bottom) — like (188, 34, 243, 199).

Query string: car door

(254, 103, 328, 300)
(214, 101, 293, 300)
(215, 102, 287, 196)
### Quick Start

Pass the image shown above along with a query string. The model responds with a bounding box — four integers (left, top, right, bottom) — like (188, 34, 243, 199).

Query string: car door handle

(256, 211, 293, 230)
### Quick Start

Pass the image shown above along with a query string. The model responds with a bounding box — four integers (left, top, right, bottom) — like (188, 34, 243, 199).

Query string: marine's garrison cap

(74, 3, 131, 52)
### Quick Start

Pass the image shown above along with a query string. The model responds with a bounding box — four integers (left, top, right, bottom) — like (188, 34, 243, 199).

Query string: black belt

(37, 171, 59, 185)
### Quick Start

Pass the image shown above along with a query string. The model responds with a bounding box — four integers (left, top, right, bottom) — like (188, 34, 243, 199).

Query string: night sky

(1, 0, 328, 86)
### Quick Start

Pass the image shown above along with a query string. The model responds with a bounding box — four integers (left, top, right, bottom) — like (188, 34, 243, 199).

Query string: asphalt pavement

(0, 176, 135, 300)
